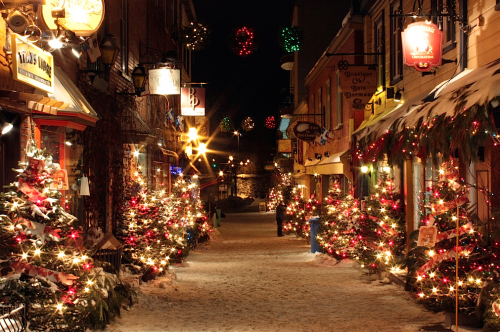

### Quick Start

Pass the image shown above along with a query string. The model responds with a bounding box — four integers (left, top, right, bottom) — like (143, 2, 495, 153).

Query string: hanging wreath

(241, 117, 255, 132)
(279, 26, 302, 53)
(264, 116, 276, 129)
(229, 26, 257, 57)
(219, 117, 233, 132)
(181, 22, 210, 51)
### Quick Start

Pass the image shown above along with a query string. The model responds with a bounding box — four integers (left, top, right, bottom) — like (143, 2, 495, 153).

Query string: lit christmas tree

(354, 171, 405, 273)
(118, 173, 210, 281)
(405, 160, 491, 317)
(0, 139, 132, 331)
(282, 186, 304, 236)
(317, 193, 362, 261)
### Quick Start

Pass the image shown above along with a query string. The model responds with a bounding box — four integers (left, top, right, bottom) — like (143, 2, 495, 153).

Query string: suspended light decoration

(241, 117, 255, 132)
(264, 116, 276, 129)
(219, 117, 233, 132)
(230, 26, 257, 57)
(279, 26, 302, 53)
(181, 22, 210, 51)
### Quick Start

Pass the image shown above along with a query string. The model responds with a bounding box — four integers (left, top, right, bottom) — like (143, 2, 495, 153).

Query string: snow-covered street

(106, 212, 445, 332)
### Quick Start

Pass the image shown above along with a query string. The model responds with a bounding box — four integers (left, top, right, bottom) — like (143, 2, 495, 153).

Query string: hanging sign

(293, 122, 321, 142)
(149, 68, 181, 95)
(181, 87, 205, 116)
(42, 0, 105, 37)
(11, 33, 54, 93)
(339, 66, 377, 110)
(278, 139, 292, 153)
(401, 22, 443, 72)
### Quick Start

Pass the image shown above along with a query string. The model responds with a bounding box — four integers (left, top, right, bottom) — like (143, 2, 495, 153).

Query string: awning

(304, 158, 320, 167)
(308, 149, 349, 175)
(32, 66, 99, 129)
(395, 58, 500, 132)
(353, 90, 431, 141)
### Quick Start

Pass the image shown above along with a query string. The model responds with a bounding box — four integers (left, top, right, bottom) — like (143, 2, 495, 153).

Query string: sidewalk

(107, 212, 446, 332)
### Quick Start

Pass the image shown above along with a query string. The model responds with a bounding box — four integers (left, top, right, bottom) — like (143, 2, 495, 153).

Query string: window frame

(436, 0, 457, 54)
(325, 78, 331, 129)
(120, 0, 129, 75)
(374, 11, 385, 90)
(390, 0, 403, 85)
(335, 70, 343, 128)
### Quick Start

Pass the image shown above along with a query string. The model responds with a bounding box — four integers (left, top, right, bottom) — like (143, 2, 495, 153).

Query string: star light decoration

(280, 26, 302, 52)
(230, 26, 257, 57)
(241, 117, 255, 132)
(264, 116, 276, 129)
(219, 117, 233, 132)
(182, 22, 210, 51)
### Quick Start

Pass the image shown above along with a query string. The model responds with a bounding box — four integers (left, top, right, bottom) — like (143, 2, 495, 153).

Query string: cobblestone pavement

(106, 212, 445, 332)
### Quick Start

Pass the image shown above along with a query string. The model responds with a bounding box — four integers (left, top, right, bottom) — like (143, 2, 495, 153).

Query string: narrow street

(106, 212, 445, 332)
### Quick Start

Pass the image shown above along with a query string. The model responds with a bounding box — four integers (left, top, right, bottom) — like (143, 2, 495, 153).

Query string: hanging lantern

(279, 26, 302, 53)
(230, 26, 257, 57)
(264, 116, 276, 129)
(219, 117, 233, 132)
(241, 117, 255, 132)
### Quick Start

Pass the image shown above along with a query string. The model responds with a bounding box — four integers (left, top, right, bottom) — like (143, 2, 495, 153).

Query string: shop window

(374, 12, 385, 89)
(390, 0, 403, 84)
(325, 78, 331, 129)
(437, 0, 456, 53)
(40, 126, 84, 223)
(121, 0, 129, 75)
(335, 71, 343, 127)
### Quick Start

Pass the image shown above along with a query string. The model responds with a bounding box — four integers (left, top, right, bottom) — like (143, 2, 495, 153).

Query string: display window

(37, 126, 84, 223)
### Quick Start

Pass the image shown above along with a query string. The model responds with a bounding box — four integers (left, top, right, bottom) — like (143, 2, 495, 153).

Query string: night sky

(191, 0, 293, 169)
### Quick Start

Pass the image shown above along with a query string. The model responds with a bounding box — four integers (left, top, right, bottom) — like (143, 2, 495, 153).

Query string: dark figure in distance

(276, 201, 286, 237)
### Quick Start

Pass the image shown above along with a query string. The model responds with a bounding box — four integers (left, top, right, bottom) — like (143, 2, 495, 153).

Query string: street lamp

(233, 131, 240, 158)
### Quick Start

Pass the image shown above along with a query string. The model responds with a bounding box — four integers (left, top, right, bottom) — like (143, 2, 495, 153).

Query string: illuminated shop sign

(11, 33, 54, 93)
(401, 22, 443, 72)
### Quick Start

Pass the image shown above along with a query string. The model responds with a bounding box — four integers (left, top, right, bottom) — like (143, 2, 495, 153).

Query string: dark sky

(191, 0, 293, 167)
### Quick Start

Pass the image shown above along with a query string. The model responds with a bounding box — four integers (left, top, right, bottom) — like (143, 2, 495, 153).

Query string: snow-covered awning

(353, 90, 431, 141)
(394, 58, 500, 133)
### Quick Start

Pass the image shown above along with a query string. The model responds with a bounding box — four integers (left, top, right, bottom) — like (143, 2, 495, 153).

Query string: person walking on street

(276, 201, 286, 237)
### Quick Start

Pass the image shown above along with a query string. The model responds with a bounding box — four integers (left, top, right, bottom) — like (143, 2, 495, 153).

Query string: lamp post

(233, 131, 240, 159)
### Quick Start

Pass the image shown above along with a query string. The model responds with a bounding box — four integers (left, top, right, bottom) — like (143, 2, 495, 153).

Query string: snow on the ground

(106, 212, 445, 332)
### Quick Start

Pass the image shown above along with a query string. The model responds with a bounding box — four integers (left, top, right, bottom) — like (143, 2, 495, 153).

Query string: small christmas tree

(117, 173, 210, 281)
(354, 171, 405, 273)
(405, 159, 488, 316)
(0, 139, 132, 331)
(317, 194, 362, 261)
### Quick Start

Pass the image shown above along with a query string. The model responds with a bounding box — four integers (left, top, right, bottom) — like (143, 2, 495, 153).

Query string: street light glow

(361, 166, 369, 173)
(198, 143, 207, 155)
(188, 128, 198, 141)
(229, 155, 234, 161)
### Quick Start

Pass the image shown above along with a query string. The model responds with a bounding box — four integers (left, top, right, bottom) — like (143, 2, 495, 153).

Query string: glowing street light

(188, 128, 198, 141)
(198, 143, 207, 155)
(229, 155, 234, 161)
